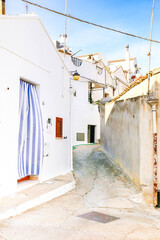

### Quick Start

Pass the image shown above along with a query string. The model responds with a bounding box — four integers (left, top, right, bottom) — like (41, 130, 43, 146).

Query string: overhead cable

(22, 0, 160, 44)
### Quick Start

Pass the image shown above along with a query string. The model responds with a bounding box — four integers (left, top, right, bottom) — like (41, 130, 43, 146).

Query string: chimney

(125, 44, 130, 82)
(0, 0, 5, 15)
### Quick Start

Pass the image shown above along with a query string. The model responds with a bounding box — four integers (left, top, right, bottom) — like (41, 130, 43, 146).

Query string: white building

(78, 51, 131, 97)
(0, 15, 73, 196)
(80, 46, 140, 85)
(56, 50, 107, 146)
(0, 13, 132, 199)
(108, 57, 138, 73)
(107, 45, 140, 83)
(54, 46, 128, 146)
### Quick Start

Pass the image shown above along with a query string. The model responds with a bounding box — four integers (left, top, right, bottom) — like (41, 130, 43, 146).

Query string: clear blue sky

(5, 0, 160, 74)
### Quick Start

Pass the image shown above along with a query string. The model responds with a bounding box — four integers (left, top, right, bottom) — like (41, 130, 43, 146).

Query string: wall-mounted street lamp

(70, 71, 80, 81)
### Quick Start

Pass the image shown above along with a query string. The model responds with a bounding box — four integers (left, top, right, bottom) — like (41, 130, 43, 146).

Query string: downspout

(69, 78, 73, 171)
(148, 98, 159, 206)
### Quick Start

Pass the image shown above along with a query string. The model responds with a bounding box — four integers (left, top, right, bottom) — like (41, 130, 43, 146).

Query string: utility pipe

(147, 0, 155, 94)
(69, 78, 73, 171)
(148, 98, 159, 206)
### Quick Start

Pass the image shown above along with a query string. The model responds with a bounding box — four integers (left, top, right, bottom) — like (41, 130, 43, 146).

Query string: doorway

(18, 80, 44, 182)
(88, 125, 95, 143)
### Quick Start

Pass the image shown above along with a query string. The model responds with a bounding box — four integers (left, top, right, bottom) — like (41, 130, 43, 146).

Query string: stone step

(0, 172, 75, 220)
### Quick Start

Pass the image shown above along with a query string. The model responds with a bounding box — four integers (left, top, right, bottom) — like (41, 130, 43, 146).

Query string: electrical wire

(22, 0, 160, 44)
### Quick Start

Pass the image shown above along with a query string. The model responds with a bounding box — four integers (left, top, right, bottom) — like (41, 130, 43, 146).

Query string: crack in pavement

(73, 145, 150, 210)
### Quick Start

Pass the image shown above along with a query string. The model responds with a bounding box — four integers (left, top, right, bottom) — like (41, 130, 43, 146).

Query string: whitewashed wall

(71, 80, 100, 145)
(59, 53, 103, 145)
(108, 58, 137, 74)
(0, 15, 71, 195)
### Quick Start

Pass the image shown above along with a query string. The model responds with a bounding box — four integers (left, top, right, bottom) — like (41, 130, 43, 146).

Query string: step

(0, 172, 75, 220)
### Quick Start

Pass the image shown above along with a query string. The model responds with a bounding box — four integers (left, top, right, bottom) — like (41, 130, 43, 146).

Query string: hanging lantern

(73, 72, 80, 81)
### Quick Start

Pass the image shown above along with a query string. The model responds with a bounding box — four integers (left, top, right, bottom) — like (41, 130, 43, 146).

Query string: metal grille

(96, 66, 103, 75)
(71, 56, 82, 67)
(76, 133, 85, 141)
(78, 211, 119, 224)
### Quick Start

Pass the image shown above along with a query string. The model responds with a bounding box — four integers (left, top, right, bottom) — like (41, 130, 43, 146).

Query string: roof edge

(109, 75, 148, 103)
(0, 14, 39, 19)
(0, 14, 71, 76)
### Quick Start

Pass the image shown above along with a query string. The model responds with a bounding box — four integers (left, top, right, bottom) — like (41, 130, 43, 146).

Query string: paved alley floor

(1, 144, 160, 240)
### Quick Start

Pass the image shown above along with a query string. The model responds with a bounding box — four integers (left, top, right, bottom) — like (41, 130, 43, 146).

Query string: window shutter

(56, 117, 63, 138)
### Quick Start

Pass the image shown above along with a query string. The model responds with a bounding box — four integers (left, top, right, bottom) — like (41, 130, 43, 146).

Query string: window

(105, 93, 109, 98)
(88, 82, 93, 104)
(56, 117, 63, 138)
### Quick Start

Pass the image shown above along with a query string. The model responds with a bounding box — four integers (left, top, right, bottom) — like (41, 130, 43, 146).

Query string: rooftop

(109, 74, 148, 103)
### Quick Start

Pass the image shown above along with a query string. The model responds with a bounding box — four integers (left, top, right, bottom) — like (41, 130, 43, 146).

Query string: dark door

(88, 125, 95, 143)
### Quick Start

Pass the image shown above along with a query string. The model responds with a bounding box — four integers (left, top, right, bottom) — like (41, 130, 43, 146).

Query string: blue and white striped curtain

(18, 80, 44, 180)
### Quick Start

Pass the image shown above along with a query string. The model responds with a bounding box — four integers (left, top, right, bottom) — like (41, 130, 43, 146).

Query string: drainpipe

(69, 78, 73, 171)
(148, 98, 159, 206)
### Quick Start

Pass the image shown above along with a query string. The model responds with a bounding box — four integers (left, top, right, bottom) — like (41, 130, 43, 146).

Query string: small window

(76, 133, 85, 141)
(56, 117, 63, 138)
(105, 93, 109, 98)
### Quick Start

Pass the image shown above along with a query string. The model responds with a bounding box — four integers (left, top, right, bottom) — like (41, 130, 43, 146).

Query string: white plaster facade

(56, 49, 130, 146)
(0, 15, 72, 197)
(107, 45, 141, 83)
(108, 57, 138, 74)
(57, 51, 107, 146)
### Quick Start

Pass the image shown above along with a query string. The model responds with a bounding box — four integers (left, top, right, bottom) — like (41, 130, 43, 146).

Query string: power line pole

(148, 0, 155, 95)
(64, 0, 68, 58)
(64, 0, 68, 38)
(26, 3, 28, 13)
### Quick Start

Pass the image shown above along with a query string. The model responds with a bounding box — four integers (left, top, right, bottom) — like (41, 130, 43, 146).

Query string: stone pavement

(0, 144, 160, 240)
(73, 144, 140, 209)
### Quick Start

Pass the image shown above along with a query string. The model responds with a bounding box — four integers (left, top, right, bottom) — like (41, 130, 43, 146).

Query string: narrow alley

(73, 144, 140, 209)
(0, 145, 160, 240)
